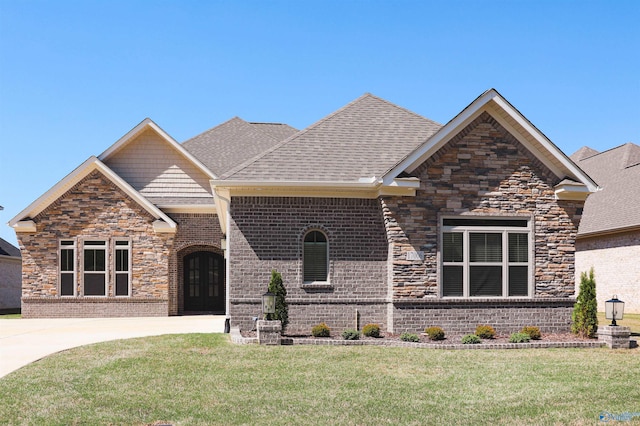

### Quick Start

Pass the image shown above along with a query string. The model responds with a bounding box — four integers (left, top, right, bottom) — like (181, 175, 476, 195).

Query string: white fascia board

(98, 118, 217, 180)
(211, 184, 230, 237)
(9, 156, 177, 232)
(158, 204, 217, 214)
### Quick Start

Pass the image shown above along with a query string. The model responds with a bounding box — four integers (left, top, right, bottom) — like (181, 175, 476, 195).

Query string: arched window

(303, 230, 328, 282)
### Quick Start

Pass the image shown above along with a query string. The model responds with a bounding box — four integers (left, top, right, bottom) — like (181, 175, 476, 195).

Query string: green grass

(1, 334, 638, 425)
(0, 313, 21, 319)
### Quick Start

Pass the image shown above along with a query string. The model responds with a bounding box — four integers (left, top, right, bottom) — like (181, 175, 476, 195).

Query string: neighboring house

(0, 236, 22, 312)
(10, 89, 598, 334)
(571, 143, 640, 314)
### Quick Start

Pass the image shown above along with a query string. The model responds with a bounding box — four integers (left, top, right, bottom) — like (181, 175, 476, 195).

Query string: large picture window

(59, 240, 76, 296)
(83, 240, 107, 296)
(303, 230, 328, 282)
(441, 218, 531, 297)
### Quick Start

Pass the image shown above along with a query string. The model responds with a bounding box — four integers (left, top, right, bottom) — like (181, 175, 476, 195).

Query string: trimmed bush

(342, 329, 360, 340)
(311, 322, 331, 337)
(509, 332, 531, 343)
(400, 332, 420, 342)
(266, 270, 289, 332)
(362, 323, 381, 338)
(462, 334, 481, 344)
(475, 325, 496, 339)
(572, 268, 598, 338)
(520, 326, 542, 340)
(424, 326, 445, 341)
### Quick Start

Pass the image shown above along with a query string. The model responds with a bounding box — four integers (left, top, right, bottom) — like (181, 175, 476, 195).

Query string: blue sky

(1, 0, 638, 246)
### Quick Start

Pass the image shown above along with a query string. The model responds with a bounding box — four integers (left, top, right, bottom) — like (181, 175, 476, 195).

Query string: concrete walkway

(0, 315, 225, 378)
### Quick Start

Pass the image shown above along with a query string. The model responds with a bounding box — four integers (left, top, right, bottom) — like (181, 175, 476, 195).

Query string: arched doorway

(183, 251, 225, 313)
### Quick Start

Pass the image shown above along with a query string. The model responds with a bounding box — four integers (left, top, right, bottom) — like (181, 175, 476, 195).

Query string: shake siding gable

(104, 128, 213, 201)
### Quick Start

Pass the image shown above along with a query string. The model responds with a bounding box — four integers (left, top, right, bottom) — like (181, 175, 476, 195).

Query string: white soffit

(383, 89, 598, 193)
(9, 156, 177, 232)
(99, 118, 217, 180)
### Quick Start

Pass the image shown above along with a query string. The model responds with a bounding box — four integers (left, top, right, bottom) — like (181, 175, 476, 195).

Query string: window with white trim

(303, 230, 328, 283)
(114, 240, 131, 296)
(59, 240, 76, 296)
(83, 240, 107, 296)
(441, 218, 531, 297)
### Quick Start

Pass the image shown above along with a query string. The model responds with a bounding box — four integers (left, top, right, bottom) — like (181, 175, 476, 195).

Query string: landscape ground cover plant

(1, 333, 638, 425)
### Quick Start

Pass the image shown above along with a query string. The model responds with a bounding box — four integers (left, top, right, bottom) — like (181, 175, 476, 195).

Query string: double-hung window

(59, 240, 76, 296)
(83, 240, 107, 296)
(441, 218, 531, 297)
(114, 240, 131, 296)
(303, 230, 328, 283)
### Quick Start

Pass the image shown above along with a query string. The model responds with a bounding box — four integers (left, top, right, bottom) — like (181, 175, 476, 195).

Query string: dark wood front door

(184, 251, 225, 313)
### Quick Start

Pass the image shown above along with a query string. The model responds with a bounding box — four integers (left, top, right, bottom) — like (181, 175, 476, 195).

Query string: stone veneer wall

(166, 213, 223, 315)
(576, 230, 640, 314)
(228, 197, 388, 334)
(19, 170, 174, 318)
(381, 112, 583, 333)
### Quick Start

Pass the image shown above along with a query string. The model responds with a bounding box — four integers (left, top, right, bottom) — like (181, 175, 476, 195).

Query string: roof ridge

(365, 93, 443, 127)
(182, 116, 247, 145)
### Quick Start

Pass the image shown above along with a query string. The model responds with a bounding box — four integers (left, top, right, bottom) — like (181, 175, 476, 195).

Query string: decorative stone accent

(257, 320, 282, 345)
(598, 326, 632, 349)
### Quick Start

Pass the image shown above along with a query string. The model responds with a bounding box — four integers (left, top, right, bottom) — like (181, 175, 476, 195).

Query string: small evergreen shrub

(362, 323, 381, 338)
(475, 325, 496, 339)
(424, 326, 445, 341)
(311, 322, 331, 337)
(520, 326, 542, 340)
(266, 270, 289, 332)
(462, 334, 481, 344)
(342, 329, 360, 340)
(572, 268, 598, 338)
(400, 332, 420, 342)
(509, 332, 531, 343)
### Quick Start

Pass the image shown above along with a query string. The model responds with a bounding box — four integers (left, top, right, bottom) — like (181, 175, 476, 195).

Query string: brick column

(598, 326, 631, 349)
(257, 320, 282, 345)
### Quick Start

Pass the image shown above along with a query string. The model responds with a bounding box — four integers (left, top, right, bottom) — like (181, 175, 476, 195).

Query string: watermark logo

(600, 411, 640, 422)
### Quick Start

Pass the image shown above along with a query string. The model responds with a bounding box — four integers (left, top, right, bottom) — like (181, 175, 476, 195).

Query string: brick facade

(576, 230, 640, 314)
(228, 196, 388, 333)
(18, 171, 174, 317)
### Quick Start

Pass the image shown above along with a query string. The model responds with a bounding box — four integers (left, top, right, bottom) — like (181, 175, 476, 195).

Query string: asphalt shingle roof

(182, 117, 298, 176)
(572, 143, 640, 236)
(0, 237, 20, 257)
(222, 93, 442, 182)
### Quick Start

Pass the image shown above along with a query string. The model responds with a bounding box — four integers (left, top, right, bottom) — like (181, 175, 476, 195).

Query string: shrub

(509, 332, 531, 343)
(311, 322, 331, 337)
(266, 270, 289, 332)
(520, 326, 542, 340)
(572, 268, 598, 338)
(475, 325, 496, 339)
(424, 326, 445, 341)
(342, 329, 360, 340)
(362, 323, 381, 338)
(462, 334, 481, 344)
(400, 332, 420, 342)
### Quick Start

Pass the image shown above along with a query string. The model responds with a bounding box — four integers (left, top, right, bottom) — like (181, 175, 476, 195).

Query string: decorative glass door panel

(184, 252, 225, 313)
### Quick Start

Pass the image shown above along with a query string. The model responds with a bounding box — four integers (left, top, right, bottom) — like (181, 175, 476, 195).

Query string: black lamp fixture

(605, 295, 624, 326)
(262, 290, 276, 319)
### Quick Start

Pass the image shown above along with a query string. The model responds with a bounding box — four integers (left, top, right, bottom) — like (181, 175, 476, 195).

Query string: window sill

(301, 282, 333, 290)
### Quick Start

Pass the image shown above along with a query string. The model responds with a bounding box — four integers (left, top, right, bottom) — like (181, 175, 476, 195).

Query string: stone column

(257, 320, 282, 345)
(598, 326, 631, 349)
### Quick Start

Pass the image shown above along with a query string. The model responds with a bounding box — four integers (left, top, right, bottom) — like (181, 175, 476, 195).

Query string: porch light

(262, 290, 276, 319)
(605, 295, 624, 326)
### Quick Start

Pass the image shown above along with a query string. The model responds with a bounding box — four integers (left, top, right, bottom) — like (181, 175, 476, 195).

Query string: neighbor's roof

(222, 93, 442, 182)
(571, 142, 640, 236)
(182, 117, 298, 176)
(0, 237, 20, 258)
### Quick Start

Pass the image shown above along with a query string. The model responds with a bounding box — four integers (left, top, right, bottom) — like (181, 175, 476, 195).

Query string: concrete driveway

(0, 315, 225, 378)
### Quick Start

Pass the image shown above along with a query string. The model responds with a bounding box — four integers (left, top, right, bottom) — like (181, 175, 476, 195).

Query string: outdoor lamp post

(262, 291, 276, 319)
(605, 295, 625, 326)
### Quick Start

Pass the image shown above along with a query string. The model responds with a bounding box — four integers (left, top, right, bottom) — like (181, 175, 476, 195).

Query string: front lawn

(1, 334, 638, 425)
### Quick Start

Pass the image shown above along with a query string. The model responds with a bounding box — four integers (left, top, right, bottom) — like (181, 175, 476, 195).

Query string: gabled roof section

(570, 146, 599, 162)
(384, 89, 599, 196)
(0, 237, 20, 258)
(8, 156, 176, 232)
(100, 118, 216, 179)
(573, 142, 640, 236)
(182, 117, 298, 176)
(222, 94, 442, 182)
